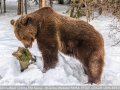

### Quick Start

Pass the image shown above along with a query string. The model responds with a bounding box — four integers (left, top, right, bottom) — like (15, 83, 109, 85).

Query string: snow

(0, 0, 120, 85)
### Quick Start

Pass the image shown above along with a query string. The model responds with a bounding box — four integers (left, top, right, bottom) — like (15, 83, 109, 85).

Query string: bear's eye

(23, 37, 26, 40)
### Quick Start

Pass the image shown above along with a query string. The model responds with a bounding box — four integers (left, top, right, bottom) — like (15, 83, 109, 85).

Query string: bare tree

(50, 0, 52, 8)
(42, 0, 46, 7)
(34, 0, 39, 5)
(3, 0, 6, 13)
(17, 0, 21, 15)
(39, 0, 46, 8)
(21, 0, 23, 15)
(58, 0, 64, 4)
(97, 0, 102, 15)
(39, 0, 42, 8)
(0, 0, 2, 14)
(66, 0, 102, 22)
(24, 0, 27, 14)
(17, 0, 28, 15)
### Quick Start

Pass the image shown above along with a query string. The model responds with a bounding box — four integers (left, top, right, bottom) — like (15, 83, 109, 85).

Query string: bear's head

(10, 15, 38, 48)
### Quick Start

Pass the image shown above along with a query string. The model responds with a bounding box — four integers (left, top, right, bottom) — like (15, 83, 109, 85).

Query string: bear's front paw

(42, 67, 50, 73)
(50, 61, 58, 68)
(21, 69, 24, 72)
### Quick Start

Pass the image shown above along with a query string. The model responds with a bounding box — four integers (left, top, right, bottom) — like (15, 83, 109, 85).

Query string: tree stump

(12, 47, 36, 72)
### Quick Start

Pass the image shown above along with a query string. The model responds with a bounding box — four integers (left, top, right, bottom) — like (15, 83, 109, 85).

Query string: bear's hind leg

(84, 52, 104, 84)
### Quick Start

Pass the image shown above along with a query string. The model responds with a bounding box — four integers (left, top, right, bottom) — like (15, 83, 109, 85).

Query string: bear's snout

(24, 44, 32, 49)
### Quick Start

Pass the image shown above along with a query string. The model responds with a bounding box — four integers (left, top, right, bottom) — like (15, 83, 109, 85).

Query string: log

(12, 47, 36, 72)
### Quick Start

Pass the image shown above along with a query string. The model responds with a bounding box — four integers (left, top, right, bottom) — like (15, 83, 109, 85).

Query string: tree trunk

(3, 0, 6, 13)
(42, 0, 46, 7)
(34, 0, 38, 5)
(39, 0, 42, 8)
(70, 6, 74, 17)
(0, 0, 2, 14)
(39, 0, 46, 8)
(24, 0, 27, 14)
(50, 0, 52, 8)
(97, 0, 102, 15)
(17, 0, 21, 15)
(68, 0, 71, 4)
(21, 0, 23, 15)
(58, 0, 64, 4)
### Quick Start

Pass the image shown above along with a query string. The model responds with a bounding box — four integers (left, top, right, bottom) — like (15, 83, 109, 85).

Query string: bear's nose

(24, 44, 32, 48)
(25, 45, 30, 48)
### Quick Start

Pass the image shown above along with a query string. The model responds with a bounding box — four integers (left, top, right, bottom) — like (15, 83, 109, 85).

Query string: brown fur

(10, 7, 104, 84)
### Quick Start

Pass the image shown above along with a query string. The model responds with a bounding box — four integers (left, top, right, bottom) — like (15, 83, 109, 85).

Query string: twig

(111, 40, 120, 46)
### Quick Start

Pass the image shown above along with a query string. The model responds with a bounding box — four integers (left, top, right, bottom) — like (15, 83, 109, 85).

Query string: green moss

(20, 49, 31, 62)
(12, 47, 36, 71)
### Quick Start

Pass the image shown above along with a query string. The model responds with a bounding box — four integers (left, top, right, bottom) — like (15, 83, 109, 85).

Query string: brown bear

(10, 7, 104, 84)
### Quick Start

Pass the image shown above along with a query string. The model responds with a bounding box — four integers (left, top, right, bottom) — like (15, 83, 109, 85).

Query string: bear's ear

(10, 19, 15, 25)
(20, 16, 30, 26)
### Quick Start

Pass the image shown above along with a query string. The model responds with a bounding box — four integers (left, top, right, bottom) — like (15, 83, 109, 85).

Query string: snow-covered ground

(0, 0, 120, 85)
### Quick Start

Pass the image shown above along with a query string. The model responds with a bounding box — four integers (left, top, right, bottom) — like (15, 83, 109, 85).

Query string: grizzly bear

(10, 7, 104, 84)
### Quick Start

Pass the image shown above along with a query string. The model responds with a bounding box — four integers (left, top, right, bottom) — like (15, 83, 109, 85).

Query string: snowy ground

(0, 0, 120, 85)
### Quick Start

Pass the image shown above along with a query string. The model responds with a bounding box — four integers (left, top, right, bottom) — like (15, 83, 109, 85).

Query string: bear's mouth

(29, 44, 32, 49)
(25, 43, 32, 49)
